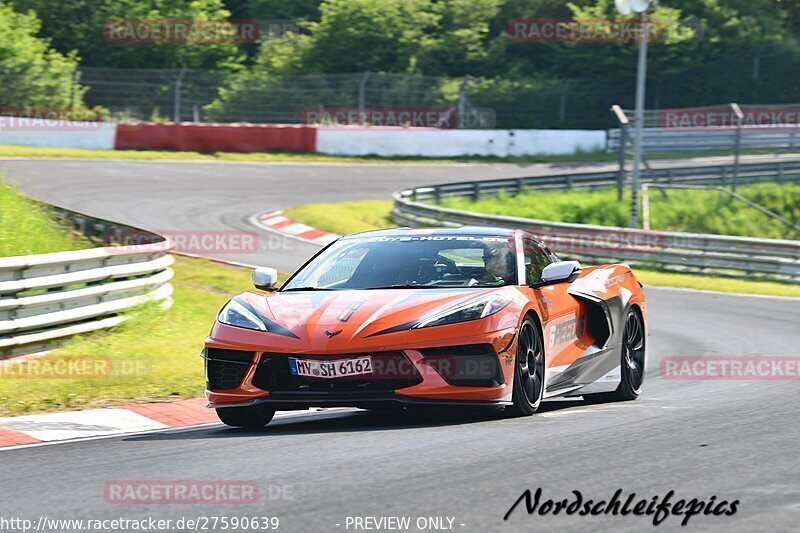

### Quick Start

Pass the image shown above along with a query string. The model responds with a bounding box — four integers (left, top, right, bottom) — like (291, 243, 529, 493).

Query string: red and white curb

(0, 398, 218, 448)
(0, 399, 348, 450)
(253, 210, 340, 245)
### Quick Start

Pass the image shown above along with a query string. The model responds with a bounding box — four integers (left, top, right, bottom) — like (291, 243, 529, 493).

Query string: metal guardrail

(0, 208, 174, 359)
(402, 159, 800, 204)
(392, 160, 800, 283)
(607, 103, 800, 155)
(607, 127, 800, 154)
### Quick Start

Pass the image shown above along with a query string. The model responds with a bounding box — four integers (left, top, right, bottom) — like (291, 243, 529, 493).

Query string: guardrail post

(434, 186, 441, 204)
(617, 124, 627, 202)
(473, 182, 480, 201)
(515, 178, 522, 196)
(611, 105, 629, 203)
(173, 68, 186, 123)
(778, 163, 784, 181)
(667, 170, 674, 185)
(566, 175, 573, 189)
(731, 103, 744, 192)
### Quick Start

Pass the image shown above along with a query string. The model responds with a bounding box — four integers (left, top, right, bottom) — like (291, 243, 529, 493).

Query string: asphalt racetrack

(1, 157, 799, 532)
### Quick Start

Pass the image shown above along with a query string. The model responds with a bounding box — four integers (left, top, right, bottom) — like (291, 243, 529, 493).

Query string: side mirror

(540, 260, 581, 284)
(252, 267, 279, 291)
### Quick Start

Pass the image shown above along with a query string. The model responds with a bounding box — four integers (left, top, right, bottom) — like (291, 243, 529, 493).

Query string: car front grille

(205, 348, 254, 391)
(252, 351, 423, 396)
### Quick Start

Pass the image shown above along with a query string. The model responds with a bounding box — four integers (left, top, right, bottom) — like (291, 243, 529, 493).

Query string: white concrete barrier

(316, 127, 606, 157)
(0, 122, 606, 156)
(0, 121, 117, 150)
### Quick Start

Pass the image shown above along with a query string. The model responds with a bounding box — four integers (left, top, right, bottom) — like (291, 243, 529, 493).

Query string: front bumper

(204, 329, 517, 409)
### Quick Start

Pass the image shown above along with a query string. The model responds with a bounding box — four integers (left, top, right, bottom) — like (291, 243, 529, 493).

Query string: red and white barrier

(0, 122, 607, 157)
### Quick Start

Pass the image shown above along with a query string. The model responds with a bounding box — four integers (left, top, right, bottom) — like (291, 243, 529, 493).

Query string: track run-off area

(1, 156, 798, 532)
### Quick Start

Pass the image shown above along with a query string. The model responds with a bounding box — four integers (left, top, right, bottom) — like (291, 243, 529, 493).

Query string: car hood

(236, 287, 508, 342)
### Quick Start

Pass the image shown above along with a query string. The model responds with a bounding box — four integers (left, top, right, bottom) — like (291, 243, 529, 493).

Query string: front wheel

(506, 317, 545, 416)
(216, 405, 276, 429)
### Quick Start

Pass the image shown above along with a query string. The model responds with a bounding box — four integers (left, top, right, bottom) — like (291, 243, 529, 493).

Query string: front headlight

(217, 298, 266, 331)
(414, 294, 513, 329)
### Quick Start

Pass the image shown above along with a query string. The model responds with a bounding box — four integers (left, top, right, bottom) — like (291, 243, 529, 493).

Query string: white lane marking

(0, 409, 168, 442)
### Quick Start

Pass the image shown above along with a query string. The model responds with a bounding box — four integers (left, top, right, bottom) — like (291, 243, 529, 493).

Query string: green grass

(440, 182, 800, 240)
(0, 255, 286, 417)
(0, 178, 93, 256)
(281, 198, 800, 299)
(2, 144, 787, 166)
(284, 200, 394, 235)
(0, 143, 616, 164)
(634, 269, 800, 298)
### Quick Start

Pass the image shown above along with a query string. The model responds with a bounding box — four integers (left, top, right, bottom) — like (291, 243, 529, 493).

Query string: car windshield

(282, 234, 518, 290)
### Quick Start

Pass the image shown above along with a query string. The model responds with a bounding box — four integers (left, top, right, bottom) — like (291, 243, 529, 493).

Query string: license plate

(289, 356, 373, 379)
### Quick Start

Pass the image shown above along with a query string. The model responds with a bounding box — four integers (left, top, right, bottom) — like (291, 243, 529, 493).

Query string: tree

(236, 0, 321, 20)
(0, 1, 84, 108)
(10, 0, 246, 70)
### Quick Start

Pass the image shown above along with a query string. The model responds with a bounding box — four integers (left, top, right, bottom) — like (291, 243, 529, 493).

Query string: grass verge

(1, 144, 785, 166)
(440, 183, 800, 240)
(0, 255, 283, 417)
(0, 178, 93, 256)
(283, 199, 800, 299)
(0, 144, 616, 164)
(284, 200, 394, 235)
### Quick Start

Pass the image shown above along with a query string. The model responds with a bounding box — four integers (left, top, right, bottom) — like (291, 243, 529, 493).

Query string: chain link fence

(9, 42, 795, 130)
(73, 68, 642, 128)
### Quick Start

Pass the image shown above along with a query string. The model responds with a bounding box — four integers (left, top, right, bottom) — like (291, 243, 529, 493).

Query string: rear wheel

(216, 405, 276, 429)
(588, 308, 645, 403)
(507, 317, 545, 416)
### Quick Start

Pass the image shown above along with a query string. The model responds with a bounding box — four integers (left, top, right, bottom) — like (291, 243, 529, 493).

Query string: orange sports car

(203, 227, 647, 428)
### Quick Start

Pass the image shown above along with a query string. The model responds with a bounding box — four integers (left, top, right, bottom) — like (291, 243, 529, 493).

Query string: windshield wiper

(363, 284, 443, 290)
(281, 287, 337, 292)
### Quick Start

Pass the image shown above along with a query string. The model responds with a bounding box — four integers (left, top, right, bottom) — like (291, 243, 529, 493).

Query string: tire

(587, 307, 646, 403)
(216, 405, 276, 429)
(506, 316, 545, 416)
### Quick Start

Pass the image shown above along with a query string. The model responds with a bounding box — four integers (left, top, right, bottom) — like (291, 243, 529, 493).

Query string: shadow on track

(124, 399, 588, 443)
